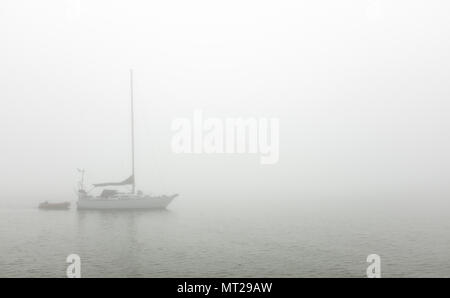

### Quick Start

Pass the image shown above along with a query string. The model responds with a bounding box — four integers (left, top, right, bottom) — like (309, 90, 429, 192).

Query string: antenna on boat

(130, 69, 136, 194)
(77, 168, 85, 191)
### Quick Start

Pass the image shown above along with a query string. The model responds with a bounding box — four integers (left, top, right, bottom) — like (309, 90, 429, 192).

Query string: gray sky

(1, 0, 449, 205)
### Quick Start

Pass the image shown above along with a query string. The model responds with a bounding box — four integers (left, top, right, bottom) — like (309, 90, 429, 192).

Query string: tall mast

(130, 69, 135, 194)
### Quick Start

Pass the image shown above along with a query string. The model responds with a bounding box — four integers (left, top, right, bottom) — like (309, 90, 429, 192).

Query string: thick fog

(1, 0, 450, 209)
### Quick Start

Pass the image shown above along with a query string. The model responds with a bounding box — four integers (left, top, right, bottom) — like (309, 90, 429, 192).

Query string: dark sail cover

(93, 175, 134, 187)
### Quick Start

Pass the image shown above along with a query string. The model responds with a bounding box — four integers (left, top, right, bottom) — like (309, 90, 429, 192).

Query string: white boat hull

(77, 195, 177, 210)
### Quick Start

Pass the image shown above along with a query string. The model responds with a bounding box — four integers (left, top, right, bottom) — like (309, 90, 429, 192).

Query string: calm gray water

(1, 198, 450, 277)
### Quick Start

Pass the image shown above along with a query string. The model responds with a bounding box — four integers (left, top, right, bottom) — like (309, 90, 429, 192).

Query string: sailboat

(76, 70, 178, 210)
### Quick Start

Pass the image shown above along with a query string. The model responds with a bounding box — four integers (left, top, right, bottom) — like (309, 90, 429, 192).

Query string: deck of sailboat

(77, 194, 177, 210)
